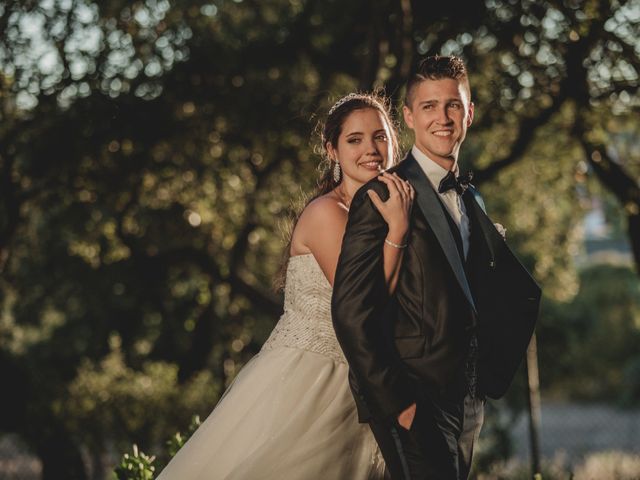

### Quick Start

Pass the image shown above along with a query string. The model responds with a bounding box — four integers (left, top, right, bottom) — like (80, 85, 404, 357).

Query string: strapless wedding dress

(157, 253, 386, 479)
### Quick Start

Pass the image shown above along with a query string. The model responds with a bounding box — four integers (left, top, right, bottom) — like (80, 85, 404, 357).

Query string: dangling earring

(333, 161, 341, 183)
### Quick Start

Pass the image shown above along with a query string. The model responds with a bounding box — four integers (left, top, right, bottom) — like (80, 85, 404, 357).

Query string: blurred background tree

(0, 0, 638, 478)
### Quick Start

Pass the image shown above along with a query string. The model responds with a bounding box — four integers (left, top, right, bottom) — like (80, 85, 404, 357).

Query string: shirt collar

(411, 145, 458, 191)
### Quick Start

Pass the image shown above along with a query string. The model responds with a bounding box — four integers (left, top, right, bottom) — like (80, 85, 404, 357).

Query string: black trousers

(370, 394, 484, 480)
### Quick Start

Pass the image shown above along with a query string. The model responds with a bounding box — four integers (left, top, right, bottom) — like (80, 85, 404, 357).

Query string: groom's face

(403, 78, 474, 171)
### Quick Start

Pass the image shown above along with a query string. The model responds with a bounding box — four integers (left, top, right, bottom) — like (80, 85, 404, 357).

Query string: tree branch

(0, 143, 21, 273)
(472, 77, 570, 184)
(578, 135, 640, 272)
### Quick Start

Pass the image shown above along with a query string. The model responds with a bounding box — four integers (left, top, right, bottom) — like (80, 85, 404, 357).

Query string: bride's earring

(333, 161, 341, 183)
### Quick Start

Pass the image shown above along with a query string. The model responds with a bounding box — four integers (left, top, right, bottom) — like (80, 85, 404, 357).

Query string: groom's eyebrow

(419, 97, 462, 106)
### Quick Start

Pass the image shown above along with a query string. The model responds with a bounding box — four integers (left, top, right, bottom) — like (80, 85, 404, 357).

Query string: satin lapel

(401, 156, 477, 314)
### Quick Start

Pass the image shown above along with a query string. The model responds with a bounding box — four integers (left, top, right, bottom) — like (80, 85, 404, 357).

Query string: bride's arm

(368, 173, 413, 295)
(291, 173, 413, 294)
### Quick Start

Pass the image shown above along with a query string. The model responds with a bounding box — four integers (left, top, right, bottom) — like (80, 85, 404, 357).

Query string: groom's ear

(403, 105, 415, 130)
(466, 102, 474, 127)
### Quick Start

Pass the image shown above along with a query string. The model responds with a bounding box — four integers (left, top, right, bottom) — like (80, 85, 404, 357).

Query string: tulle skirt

(156, 346, 385, 479)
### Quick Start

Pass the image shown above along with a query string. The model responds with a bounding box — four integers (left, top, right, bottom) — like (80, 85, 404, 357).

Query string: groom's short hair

(404, 55, 471, 107)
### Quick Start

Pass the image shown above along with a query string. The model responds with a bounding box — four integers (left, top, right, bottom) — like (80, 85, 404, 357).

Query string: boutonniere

(494, 223, 507, 240)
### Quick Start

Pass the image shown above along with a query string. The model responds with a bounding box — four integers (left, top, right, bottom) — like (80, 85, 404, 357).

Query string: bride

(157, 92, 414, 480)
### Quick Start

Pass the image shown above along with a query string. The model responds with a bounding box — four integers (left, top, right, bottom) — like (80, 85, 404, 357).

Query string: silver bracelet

(384, 238, 407, 249)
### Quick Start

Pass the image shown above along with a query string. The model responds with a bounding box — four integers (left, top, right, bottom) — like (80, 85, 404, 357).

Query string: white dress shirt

(411, 145, 470, 258)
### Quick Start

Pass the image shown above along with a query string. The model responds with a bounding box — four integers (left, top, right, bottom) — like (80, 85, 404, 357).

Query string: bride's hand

(367, 172, 414, 242)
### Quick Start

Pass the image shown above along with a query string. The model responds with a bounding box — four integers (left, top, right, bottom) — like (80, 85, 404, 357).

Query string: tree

(0, 0, 638, 477)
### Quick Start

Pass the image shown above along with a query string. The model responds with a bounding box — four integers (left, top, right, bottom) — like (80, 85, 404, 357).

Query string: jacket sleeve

(331, 181, 415, 419)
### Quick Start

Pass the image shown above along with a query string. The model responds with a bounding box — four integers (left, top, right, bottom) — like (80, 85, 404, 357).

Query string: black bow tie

(438, 170, 473, 195)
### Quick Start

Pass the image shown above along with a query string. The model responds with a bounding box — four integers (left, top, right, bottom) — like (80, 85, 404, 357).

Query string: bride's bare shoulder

(289, 193, 348, 264)
(292, 193, 347, 246)
(298, 193, 347, 227)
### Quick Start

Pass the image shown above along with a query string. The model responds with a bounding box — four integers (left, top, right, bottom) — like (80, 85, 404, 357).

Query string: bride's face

(327, 108, 393, 187)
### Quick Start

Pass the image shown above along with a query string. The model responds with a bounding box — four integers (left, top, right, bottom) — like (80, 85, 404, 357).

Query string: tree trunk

(36, 424, 87, 480)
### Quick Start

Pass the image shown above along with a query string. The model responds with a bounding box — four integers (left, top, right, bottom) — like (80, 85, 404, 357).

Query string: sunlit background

(0, 0, 639, 479)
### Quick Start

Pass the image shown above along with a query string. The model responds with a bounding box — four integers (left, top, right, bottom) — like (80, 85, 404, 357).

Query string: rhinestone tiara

(327, 93, 370, 116)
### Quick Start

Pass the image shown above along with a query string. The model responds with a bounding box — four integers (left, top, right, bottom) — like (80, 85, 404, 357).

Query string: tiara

(327, 93, 368, 115)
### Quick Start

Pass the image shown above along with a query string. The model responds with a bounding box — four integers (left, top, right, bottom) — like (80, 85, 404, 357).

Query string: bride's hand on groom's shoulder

(367, 172, 415, 240)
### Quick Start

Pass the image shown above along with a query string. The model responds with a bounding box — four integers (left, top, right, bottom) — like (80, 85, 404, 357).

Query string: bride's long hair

(274, 92, 400, 291)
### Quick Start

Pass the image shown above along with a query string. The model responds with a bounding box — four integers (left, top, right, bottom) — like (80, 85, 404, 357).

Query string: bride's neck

(336, 179, 361, 207)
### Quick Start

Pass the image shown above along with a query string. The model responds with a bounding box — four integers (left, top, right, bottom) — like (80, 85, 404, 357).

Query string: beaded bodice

(261, 254, 346, 364)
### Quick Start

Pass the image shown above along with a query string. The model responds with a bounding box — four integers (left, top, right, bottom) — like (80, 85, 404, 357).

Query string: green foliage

(114, 414, 202, 479)
(537, 264, 640, 402)
(620, 355, 640, 406)
(64, 336, 218, 460)
(114, 444, 156, 480)
(165, 415, 202, 459)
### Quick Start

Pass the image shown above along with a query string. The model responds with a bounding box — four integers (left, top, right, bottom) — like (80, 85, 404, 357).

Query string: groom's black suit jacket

(331, 153, 541, 422)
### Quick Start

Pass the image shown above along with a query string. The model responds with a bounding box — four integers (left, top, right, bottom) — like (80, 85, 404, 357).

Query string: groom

(332, 56, 541, 479)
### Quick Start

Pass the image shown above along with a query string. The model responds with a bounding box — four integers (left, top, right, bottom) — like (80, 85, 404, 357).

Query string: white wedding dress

(157, 253, 386, 479)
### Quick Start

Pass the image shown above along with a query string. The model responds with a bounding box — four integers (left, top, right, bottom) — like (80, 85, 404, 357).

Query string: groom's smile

(432, 129, 453, 137)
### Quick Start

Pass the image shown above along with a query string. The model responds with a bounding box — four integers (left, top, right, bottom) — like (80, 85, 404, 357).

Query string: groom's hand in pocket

(397, 402, 416, 430)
